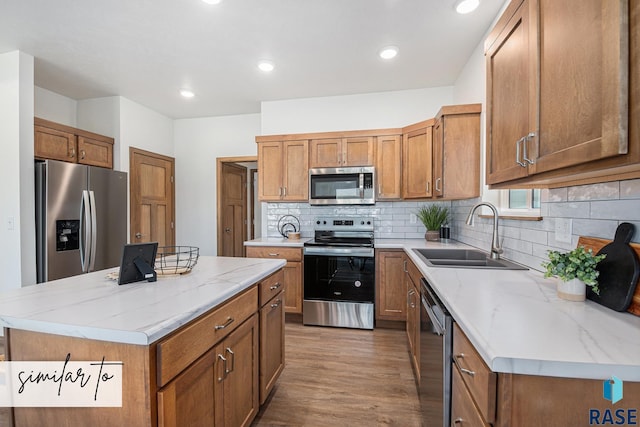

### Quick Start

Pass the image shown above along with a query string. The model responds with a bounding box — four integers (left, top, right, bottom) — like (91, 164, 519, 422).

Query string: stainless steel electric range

(303, 217, 375, 330)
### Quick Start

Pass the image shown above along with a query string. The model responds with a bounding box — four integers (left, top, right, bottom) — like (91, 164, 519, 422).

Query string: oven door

(303, 249, 375, 303)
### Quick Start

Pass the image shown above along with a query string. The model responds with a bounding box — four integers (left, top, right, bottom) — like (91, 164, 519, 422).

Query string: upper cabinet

(375, 135, 402, 200)
(257, 139, 309, 201)
(34, 118, 114, 169)
(402, 120, 434, 199)
(432, 104, 481, 199)
(309, 136, 374, 168)
(485, 0, 634, 187)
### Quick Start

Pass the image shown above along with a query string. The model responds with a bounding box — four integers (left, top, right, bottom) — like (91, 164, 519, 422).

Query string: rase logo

(589, 377, 638, 426)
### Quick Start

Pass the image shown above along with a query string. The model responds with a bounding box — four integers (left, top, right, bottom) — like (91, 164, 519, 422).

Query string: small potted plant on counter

(416, 204, 450, 241)
(541, 246, 606, 301)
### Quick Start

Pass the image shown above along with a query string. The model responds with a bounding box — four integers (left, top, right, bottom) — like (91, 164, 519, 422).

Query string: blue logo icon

(603, 376, 623, 404)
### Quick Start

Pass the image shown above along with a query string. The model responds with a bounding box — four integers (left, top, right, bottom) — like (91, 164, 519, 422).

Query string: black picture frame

(118, 242, 158, 285)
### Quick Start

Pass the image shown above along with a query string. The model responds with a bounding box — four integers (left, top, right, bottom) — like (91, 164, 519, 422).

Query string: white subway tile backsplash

(547, 201, 591, 219)
(567, 182, 619, 201)
(590, 200, 640, 221)
(572, 219, 618, 240)
(620, 179, 640, 199)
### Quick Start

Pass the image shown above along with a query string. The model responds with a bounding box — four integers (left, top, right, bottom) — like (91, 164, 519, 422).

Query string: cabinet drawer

(157, 286, 258, 387)
(451, 363, 491, 427)
(259, 269, 285, 307)
(246, 246, 301, 262)
(453, 324, 497, 423)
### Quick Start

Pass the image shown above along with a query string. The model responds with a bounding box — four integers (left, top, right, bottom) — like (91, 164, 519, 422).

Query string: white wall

(77, 96, 120, 167)
(261, 87, 454, 135)
(34, 86, 77, 127)
(0, 51, 35, 290)
(174, 114, 261, 256)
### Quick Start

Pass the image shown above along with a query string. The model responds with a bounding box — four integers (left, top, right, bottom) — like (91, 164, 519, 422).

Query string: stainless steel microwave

(308, 166, 375, 205)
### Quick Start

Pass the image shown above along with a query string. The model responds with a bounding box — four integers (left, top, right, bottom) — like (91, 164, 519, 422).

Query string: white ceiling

(0, 0, 505, 119)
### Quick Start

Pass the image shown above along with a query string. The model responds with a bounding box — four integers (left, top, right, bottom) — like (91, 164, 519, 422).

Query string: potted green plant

(541, 246, 606, 301)
(416, 204, 450, 241)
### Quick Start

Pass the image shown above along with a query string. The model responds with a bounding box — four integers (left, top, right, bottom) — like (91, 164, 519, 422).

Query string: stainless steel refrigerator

(35, 160, 128, 283)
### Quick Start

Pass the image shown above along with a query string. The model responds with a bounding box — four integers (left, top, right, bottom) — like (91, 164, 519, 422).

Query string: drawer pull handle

(270, 282, 282, 290)
(217, 354, 227, 381)
(270, 299, 282, 309)
(455, 353, 476, 377)
(454, 417, 464, 424)
(215, 317, 235, 330)
(225, 347, 235, 374)
(268, 253, 280, 257)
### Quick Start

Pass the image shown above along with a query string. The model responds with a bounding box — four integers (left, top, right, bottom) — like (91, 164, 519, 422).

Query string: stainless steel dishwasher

(420, 277, 453, 427)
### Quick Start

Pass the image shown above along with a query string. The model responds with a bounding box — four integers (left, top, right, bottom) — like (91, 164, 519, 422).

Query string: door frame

(216, 156, 257, 255)
(129, 147, 176, 246)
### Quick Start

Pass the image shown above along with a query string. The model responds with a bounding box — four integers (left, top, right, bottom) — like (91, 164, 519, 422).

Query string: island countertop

(0, 256, 285, 346)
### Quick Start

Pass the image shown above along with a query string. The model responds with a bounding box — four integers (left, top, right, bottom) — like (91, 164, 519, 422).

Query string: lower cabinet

(451, 365, 490, 427)
(214, 314, 260, 427)
(375, 249, 408, 321)
(405, 257, 421, 380)
(259, 282, 285, 403)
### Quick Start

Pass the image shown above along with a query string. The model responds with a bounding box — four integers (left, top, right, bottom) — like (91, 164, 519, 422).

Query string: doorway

(216, 156, 259, 256)
(130, 147, 176, 248)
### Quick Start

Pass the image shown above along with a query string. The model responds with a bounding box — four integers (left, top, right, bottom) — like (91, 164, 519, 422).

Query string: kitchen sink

(412, 248, 528, 270)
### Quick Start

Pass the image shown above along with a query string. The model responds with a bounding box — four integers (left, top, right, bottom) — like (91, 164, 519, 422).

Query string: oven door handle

(359, 173, 364, 199)
(422, 295, 445, 335)
(303, 247, 374, 257)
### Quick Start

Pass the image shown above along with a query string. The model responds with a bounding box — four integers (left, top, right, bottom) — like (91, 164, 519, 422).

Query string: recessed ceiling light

(202, 0, 222, 4)
(455, 0, 480, 14)
(258, 61, 275, 72)
(379, 46, 399, 60)
(180, 89, 195, 98)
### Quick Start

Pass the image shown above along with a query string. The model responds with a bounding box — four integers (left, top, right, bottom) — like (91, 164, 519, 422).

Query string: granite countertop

(378, 238, 640, 381)
(244, 237, 310, 247)
(0, 256, 285, 346)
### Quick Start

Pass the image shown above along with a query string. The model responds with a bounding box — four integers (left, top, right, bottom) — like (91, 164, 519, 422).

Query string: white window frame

(497, 189, 542, 217)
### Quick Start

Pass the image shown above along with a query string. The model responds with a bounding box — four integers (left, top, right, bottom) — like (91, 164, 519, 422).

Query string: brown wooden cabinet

(375, 135, 402, 200)
(432, 105, 481, 199)
(375, 250, 407, 321)
(214, 314, 259, 427)
(402, 119, 434, 199)
(405, 257, 421, 380)
(259, 271, 285, 404)
(257, 140, 308, 201)
(34, 118, 114, 169)
(246, 246, 303, 314)
(309, 136, 374, 167)
(485, 0, 632, 187)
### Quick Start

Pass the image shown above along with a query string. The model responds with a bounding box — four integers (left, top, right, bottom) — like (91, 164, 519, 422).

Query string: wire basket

(155, 246, 199, 276)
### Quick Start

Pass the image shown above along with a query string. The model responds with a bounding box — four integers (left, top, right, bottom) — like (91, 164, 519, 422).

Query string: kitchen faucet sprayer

(465, 202, 503, 260)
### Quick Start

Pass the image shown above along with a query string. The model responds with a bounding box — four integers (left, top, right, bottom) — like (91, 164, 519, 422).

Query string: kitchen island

(0, 256, 286, 427)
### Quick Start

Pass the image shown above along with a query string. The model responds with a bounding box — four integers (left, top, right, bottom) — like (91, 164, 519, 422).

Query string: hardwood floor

(252, 322, 423, 427)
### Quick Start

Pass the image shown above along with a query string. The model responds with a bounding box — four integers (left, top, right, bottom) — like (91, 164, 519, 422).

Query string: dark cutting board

(580, 223, 640, 313)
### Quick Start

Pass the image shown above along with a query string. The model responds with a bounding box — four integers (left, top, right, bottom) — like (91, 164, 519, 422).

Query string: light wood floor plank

(252, 322, 422, 427)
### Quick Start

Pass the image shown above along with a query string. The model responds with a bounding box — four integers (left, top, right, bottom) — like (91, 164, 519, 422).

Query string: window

(498, 189, 542, 217)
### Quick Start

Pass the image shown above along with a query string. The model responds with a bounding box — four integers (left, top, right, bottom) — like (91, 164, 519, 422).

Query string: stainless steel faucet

(465, 202, 503, 260)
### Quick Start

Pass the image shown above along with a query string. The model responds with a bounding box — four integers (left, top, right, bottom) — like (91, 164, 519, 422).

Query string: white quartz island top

(378, 239, 640, 382)
(0, 256, 285, 346)
(244, 237, 309, 247)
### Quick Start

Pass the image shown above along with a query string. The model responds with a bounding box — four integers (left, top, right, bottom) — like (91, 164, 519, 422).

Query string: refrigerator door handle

(80, 190, 92, 272)
(89, 190, 98, 272)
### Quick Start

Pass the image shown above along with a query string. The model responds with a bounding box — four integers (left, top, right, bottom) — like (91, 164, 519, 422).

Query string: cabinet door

(375, 251, 407, 321)
(77, 136, 113, 169)
(34, 125, 77, 163)
(532, 0, 628, 174)
(283, 261, 303, 314)
(157, 349, 217, 427)
(485, 0, 534, 185)
(343, 136, 374, 166)
(406, 276, 420, 378)
(259, 291, 285, 404)
(451, 365, 491, 427)
(215, 314, 259, 427)
(282, 140, 309, 201)
(310, 138, 341, 168)
(432, 119, 444, 198)
(258, 142, 284, 201)
(441, 112, 481, 199)
(402, 126, 433, 198)
(375, 135, 402, 200)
